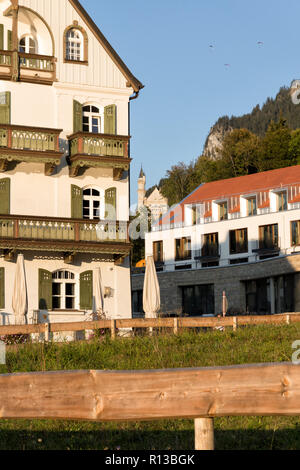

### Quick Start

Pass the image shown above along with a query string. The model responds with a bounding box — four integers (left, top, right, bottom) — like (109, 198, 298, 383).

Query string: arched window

(66, 28, 83, 62)
(52, 270, 77, 310)
(83, 105, 102, 133)
(19, 35, 37, 54)
(83, 187, 102, 220)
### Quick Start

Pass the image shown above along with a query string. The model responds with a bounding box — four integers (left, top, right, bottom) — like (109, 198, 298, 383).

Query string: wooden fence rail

(0, 362, 299, 450)
(0, 313, 300, 338)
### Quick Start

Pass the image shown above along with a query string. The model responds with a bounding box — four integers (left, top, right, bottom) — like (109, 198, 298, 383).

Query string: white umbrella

(12, 254, 28, 325)
(143, 255, 160, 319)
(93, 267, 104, 319)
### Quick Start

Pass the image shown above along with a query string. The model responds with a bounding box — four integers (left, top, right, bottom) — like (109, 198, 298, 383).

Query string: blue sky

(82, 0, 300, 204)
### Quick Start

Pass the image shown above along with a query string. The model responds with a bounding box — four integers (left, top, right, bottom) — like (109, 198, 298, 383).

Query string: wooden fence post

(44, 322, 50, 342)
(195, 418, 215, 450)
(110, 319, 116, 340)
(233, 317, 237, 332)
(173, 317, 178, 335)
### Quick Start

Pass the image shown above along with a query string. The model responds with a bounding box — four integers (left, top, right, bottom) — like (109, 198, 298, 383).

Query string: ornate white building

(0, 0, 143, 327)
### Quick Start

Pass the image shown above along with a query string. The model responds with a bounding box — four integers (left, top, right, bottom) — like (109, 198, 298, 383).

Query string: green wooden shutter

(105, 187, 116, 219)
(0, 178, 10, 214)
(0, 25, 4, 51)
(80, 271, 93, 310)
(104, 105, 116, 135)
(0, 92, 11, 125)
(0, 267, 4, 309)
(71, 185, 83, 219)
(38, 269, 52, 310)
(7, 30, 12, 51)
(73, 100, 83, 133)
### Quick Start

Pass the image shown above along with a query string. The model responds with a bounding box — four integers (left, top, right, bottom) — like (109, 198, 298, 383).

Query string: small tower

(138, 167, 146, 210)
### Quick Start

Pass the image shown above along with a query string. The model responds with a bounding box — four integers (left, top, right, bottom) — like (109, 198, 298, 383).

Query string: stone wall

(131, 253, 300, 315)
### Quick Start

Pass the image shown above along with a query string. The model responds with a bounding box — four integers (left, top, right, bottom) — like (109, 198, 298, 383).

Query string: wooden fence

(0, 313, 299, 340)
(0, 362, 299, 450)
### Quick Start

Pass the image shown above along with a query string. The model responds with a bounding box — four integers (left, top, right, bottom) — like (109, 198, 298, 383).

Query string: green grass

(1, 324, 300, 450)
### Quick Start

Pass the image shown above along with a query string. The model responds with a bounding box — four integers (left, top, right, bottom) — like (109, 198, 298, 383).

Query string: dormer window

(19, 35, 37, 54)
(219, 202, 228, 221)
(247, 197, 257, 216)
(278, 191, 287, 212)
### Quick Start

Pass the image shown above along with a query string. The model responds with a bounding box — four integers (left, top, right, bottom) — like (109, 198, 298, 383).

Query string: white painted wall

(146, 205, 300, 269)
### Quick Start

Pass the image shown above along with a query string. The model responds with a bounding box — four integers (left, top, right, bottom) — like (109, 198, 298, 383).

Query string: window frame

(259, 224, 279, 250)
(202, 232, 219, 257)
(219, 201, 228, 221)
(64, 24, 88, 65)
(229, 228, 248, 255)
(247, 197, 257, 216)
(19, 35, 38, 54)
(52, 270, 78, 311)
(82, 186, 105, 220)
(153, 240, 164, 263)
(175, 237, 191, 261)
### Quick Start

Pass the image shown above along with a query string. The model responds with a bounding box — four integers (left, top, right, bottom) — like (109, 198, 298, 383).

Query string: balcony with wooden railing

(0, 124, 63, 175)
(0, 215, 130, 263)
(0, 50, 56, 85)
(67, 132, 131, 178)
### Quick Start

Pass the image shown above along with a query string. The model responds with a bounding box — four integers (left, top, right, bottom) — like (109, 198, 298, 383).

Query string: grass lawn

(0, 323, 300, 450)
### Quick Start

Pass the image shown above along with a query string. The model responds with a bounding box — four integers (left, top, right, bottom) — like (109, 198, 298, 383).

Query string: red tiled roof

(229, 205, 240, 214)
(184, 166, 300, 204)
(257, 200, 270, 209)
(157, 165, 300, 226)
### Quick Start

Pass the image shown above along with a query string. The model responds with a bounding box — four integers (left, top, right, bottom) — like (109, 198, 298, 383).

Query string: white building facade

(132, 166, 300, 316)
(0, 0, 143, 328)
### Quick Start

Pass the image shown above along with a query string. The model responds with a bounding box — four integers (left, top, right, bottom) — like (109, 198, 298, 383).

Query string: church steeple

(138, 167, 146, 210)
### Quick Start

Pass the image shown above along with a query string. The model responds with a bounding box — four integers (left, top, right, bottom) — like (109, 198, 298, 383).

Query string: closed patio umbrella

(12, 254, 28, 325)
(143, 255, 160, 319)
(93, 267, 104, 319)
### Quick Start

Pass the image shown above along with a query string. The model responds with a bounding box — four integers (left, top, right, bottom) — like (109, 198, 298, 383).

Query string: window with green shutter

(7, 30, 12, 51)
(0, 178, 10, 214)
(0, 25, 4, 51)
(38, 269, 52, 310)
(71, 185, 83, 218)
(0, 92, 11, 125)
(80, 271, 93, 310)
(104, 104, 116, 135)
(105, 187, 116, 219)
(0, 267, 4, 309)
(73, 100, 83, 133)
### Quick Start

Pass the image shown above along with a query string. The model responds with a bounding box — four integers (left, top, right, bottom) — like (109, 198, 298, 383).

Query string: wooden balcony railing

(0, 215, 130, 260)
(0, 124, 63, 175)
(0, 50, 56, 85)
(67, 132, 131, 177)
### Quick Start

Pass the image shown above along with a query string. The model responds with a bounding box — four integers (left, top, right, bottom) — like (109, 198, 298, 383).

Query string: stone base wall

(131, 254, 300, 315)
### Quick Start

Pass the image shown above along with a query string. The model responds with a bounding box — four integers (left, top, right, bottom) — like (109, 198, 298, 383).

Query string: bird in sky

(257, 41, 264, 46)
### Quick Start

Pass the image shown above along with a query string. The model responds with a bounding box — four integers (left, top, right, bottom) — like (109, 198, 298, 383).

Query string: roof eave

(69, 0, 144, 94)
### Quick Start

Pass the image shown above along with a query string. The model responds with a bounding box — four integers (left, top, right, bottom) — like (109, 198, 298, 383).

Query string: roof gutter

(129, 90, 140, 101)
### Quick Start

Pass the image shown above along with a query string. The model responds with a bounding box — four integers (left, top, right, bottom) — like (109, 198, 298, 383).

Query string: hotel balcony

(0, 215, 131, 264)
(67, 132, 131, 178)
(0, 124, 63, 175)
(0, 50, 57, 85)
